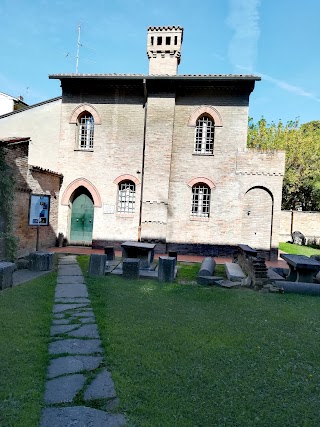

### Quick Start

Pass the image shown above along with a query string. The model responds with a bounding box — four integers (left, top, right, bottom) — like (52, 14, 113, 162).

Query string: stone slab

(71, 310, 94, 317)
(53, 303, 89, 313)
(68, 324, 100, 339)
(158, 256, 176, 282)
(0, 261, 15, 290)
(40, 407, 126, 427)
(225, 262, 246, 282)
(78, 317, 96, 324)
(55, 284, 88, 298)
(197, 275, 224, 286)
(52, 319, 73, 325)
(55, 298, 90, 304)
(216, 280, 242, 289)
(57, 276, 85, 284)
(84, 369, 116, 400)
(89, 254, 107, 276)
(267, 268, 286, 281)
(57, 267, 83, 276)
(51, 324, 79, 336)
(47, 355, 102, 378)
(49, 339, 103, 355)
(44, 374, 86, 404)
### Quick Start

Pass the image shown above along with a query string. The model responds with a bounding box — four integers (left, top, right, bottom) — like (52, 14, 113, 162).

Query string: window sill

(116, 213, 135, 218)
(190, 216, 209, 222)
(74, 149, 94, 152)
(192, 153, 214, 156)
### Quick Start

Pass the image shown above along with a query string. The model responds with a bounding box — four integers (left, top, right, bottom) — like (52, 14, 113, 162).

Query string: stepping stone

(84, 369, 116, 401)
(52, 319, 73, 325)
(78, 317, 96, 324)
(47, 355, 102, 378)
(53, 303, 89, 313)
(40, 407, 126, 427)
(54, 298, 90, 304)
(71, 310, 94, 317)
(49, 339, 103, 355)
(53, 313, 65, 319)
(50, 324, 80, 336)
(68, 324, 99, 338)
(57, 276, 85, 284)
(44, 374, 86, 404)
(55, 284, 88, 298)
(58, 267, 83, 276)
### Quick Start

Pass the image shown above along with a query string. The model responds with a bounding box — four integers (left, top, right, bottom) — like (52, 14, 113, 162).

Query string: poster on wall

(28, 194, 50, 226)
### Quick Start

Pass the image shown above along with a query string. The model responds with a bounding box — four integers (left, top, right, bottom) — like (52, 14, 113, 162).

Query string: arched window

(118, 180, 136, 213)
(191, 183, 211, 217)
(194, 115, 214, 154)
(77, 111, 94, 149)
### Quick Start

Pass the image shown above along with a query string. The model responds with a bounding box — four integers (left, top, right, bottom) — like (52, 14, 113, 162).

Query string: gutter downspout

(138, 79, 148, 241)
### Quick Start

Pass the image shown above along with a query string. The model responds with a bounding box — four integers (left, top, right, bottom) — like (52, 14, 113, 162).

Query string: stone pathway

(40, 255, 126, 427)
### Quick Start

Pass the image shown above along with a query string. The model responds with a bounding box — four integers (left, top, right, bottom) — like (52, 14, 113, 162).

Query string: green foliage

(0, 147, 18, 260)
(248, 118, 320, 211)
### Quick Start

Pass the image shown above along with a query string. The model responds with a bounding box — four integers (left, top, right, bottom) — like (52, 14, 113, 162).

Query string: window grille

(194, 115, 214, 154)
(78, 113, 94, 149)
(191, 184, 210, 217)
(118, 181, 136, 213)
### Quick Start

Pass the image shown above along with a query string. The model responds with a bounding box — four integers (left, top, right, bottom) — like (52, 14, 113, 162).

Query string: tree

(247, 118, 320, 211)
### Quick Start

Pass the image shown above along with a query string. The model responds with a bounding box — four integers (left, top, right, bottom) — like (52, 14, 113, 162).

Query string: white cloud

(226, 0, 261, 72)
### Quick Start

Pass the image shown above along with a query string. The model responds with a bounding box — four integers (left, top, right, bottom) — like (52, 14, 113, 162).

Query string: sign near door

(29, 194, 50, 226)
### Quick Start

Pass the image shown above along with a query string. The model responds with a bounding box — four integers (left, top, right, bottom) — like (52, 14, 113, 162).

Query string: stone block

(29, 252, 54, 271)
(225, 262, 246, 282)
(104, 246, 115, 260)
(0, 261, 15, 290)
(197, 275, 223, 286)
(123, 258, 140, 279)
(89, 254, 107, 276)
(198, 257, 216, 277)
(158, 256, 176, 282)
(168, 251, 178, 260)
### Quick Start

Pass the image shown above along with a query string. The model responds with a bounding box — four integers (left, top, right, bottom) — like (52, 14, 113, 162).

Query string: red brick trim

(69, 104, 102, 125)
(187, 177, 215, 189)
(113, 174, 140, 185)
(61, 178, 102, 207)
(188, 106, 223, 127)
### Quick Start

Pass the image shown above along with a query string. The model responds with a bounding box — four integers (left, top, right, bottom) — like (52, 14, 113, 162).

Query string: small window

(118, 181, 136, 213)
(174, 36, 178, 45)
(194, 115, 214, 154)
(166, 36, 171, 45)
(191, 184, 210, 218)
(151, 36, 154, 46)
(77, 111, 94, 150)
(157, 36, 162, 45)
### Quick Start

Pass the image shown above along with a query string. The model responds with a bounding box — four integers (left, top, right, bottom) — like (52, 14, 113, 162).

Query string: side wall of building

(0, 99, 61, 170)
(280, 211, 320, 244)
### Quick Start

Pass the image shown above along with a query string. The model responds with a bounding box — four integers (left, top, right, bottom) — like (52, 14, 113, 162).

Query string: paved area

(12, 269, 53, 287)
(40, 255, 126, 427)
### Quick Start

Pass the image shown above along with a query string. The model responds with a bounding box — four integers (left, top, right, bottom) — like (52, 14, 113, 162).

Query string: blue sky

(1, 0, 319, 125)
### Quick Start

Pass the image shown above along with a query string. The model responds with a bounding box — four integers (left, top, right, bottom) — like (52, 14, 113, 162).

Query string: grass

(279, 242, 320, 257)
(0, 273, 56, 427)
(78, 255, 320, 427)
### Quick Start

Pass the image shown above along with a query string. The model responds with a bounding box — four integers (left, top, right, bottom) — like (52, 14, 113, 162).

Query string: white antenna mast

(76, 24, 81, 73)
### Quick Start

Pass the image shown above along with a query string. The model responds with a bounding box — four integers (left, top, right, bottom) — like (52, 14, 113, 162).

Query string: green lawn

(279, 242, 320, 257)
(78, 256, 320, 427)
(0, 273, 56, 427)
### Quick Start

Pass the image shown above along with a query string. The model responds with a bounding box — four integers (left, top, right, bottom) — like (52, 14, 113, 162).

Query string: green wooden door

(70, 194, 94, 245)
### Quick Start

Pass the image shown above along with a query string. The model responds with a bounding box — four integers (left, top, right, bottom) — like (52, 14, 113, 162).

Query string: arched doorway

(69, 186, 94, 245)
(242, 187, 274, 251)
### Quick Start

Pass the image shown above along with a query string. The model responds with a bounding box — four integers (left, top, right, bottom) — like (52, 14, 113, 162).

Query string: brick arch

(69, 104, 102, 125)
(187, 177, 215, 189)
(61, 178, 102, 207)
(113, 174, 141, 185)
(188, 106, 223, 127)
(244, 185, 274, 202)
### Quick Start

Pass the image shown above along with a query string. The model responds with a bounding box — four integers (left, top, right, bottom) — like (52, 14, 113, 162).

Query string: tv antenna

(76, 24, 81, 74)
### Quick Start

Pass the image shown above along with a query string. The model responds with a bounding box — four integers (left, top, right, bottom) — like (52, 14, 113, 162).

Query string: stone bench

(225, 262, 246, 282)
(0, 261, 15, 290)
(29, 252, 54, 271)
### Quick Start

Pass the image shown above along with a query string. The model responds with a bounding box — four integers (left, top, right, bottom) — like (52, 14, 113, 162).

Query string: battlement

(236, 149, 286, 176)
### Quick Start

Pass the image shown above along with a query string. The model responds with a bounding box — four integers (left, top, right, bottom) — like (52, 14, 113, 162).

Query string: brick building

(0, 26, 285, 259)
(0, 137, 62, 259)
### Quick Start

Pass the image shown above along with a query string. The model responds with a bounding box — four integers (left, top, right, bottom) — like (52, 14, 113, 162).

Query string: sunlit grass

(279, 242, 320, 256)
(78, 255, 320, 427)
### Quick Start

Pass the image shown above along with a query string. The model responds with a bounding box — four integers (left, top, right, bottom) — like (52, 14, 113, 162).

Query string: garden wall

(280, 211, 320, 244)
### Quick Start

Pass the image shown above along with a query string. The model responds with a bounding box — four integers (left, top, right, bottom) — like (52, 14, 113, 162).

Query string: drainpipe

(138, 79, 148, 242)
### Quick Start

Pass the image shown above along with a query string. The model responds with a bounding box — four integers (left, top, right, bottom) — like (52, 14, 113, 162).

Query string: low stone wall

(280, 211, 320, 244)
